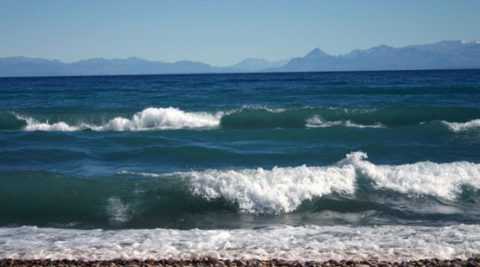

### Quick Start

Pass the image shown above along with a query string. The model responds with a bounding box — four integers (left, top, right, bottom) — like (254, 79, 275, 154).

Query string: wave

(4, 106, 480, 131)
(305, 115, 384, 128)
(16, 114, 81, 132)
(11, 107, 383, 131)
(442, 119, 480, 132)
(177, 151, 480, 213)
(15, 107, 223, 131)
(1, 153, 480, 227)
(1, 224, 479, 261)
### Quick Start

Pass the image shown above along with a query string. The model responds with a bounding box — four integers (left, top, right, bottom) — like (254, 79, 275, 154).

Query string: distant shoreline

(1, 40, 480, 78)
(0, 67, 479, 79)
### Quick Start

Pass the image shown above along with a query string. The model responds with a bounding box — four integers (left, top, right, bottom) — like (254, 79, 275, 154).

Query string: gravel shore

(1, 258, 480, 267)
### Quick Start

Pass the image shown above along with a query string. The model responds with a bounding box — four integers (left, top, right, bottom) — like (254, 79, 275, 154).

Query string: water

(1, 70, 480, 260)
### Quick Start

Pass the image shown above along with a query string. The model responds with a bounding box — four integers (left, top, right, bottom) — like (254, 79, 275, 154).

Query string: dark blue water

(1, 70, 480, 229)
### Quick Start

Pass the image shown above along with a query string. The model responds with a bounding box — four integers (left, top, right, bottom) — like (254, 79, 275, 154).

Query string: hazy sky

(1, 0, 479, 66)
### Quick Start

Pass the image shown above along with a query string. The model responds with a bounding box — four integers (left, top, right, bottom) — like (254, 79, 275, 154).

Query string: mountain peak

(370, 44, 394, 50)
(230, 58, 289, 71)
(277, 40, 480, 72)
(305, 48, 330, 58)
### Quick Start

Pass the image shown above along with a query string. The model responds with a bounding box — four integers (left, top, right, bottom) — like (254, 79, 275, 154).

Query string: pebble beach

(2, 258, 480, 267)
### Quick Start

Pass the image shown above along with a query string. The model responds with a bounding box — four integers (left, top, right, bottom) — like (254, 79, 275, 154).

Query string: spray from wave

(106, 197, 130, 224)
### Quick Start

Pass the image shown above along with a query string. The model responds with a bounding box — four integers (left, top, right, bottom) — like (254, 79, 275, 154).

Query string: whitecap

(15, 107, 223, 132)
(172, 152, 480, 214)
(442, 119, 480, 132)
(306, 115, 384, 128)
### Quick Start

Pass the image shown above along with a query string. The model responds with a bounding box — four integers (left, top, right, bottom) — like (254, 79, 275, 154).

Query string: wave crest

(10, 107, 480, 132)
(306, 115, 384, 128)
(443, 119, 480, 132)
(16, 107, 223, 131)
(92, 107, 222, 131)
(172, 152, 480, 214)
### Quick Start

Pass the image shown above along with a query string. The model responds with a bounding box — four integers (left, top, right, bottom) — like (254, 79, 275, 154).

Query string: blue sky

(1, 0, 479, 66)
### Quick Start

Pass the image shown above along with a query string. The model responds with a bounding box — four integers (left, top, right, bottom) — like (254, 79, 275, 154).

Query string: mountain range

(1, 40, 479, 77)
(278, 40, 480, 72)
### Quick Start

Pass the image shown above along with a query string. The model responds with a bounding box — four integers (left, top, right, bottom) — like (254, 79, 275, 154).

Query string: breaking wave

(305, 115, 384, 128)
(178, 151, 480, 213)
(4, 107, 480, 131)
(442, 119, 480, 132)
(1, 152, 480, 227)
(16, 107, 223, 131)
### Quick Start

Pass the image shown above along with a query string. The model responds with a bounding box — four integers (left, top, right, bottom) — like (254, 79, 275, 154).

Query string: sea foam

(306, 115, 384, 128)
(15, 115, 80, 132)
(1, 224, 479, 261)
(171, 152, 480, 214)
(106, 197, 130, 224)
(442, 119, 480, 132)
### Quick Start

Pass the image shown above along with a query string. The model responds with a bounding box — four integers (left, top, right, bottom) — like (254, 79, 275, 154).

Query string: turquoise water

(1, 70, 480, 231)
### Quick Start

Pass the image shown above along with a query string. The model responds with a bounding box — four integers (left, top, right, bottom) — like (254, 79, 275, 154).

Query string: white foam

(306, 115, 384, 128)
(185, 163, 356, 213)
(16, 107, 223, 131)
(118, 170, 162, 177)
(14, 108, 389, 132)
(14, 108, 388, 132)
(172, 152, 480, 214)
(15, 115, 80, 132)
(240, 105, 287, 113)
(106, 197, 130, 224)
(442, 119, 480, 132)
(1, 225, 479, 261)
(94, 107, 222, 131)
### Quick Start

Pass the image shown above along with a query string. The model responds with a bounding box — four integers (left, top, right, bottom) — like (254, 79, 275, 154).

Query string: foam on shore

(1, 225, 479, 261)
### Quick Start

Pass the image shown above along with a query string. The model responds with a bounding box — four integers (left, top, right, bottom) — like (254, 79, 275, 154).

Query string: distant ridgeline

(278, 40, 480, 72)
(1, 40, 480, 77)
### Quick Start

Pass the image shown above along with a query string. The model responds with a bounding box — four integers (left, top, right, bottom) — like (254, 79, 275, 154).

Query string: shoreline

(1, 258, 480, 267)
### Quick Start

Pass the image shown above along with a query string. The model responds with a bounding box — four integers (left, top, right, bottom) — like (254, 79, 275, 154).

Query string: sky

(1, 0, 480, 66)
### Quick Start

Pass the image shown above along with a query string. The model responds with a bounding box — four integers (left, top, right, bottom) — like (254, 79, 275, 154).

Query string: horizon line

(2, 67, 480, 79)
